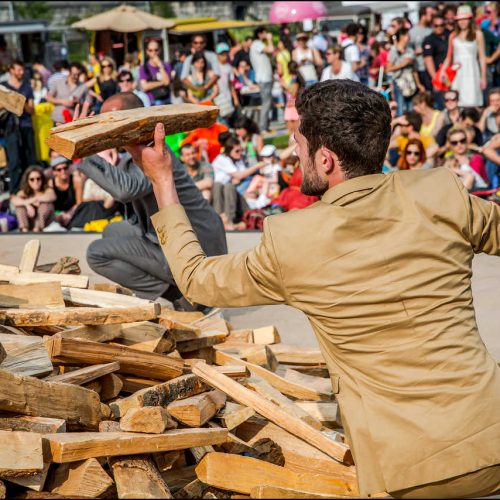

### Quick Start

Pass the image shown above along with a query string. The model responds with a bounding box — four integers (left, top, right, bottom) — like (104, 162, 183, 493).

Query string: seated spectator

(11, 166, 55, 232)
(244, 144, 282, 204)
(139, 40, 171, 106)
(412, 92, 444, 138)
(212, 136, 264, 230)
(443, 126, 488, 191)
(48, 155, 84, 227)
(481, 125, 500, 187)
(117, 70, 150, 107)
(479, 87, 500, 140)
(282, 61, 304, 133)
(179, 143, 214, 202)
(398, 138, 433, 170)
(180, 121, 229, 163)
(186, 52, 219, 104)
(170, 78, 188, 104)
(233, 115, 264, 166)
(233, 59, 260, 108)
(320, 45, 357, 82)
(442, 89, 461, 126)
(436, 107, 484, 154)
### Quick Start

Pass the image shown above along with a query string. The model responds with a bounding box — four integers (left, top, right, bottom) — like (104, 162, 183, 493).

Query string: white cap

(260, 144, 277, 157)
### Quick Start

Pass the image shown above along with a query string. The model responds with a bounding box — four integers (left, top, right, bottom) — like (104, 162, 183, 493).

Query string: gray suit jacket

(80, 149, 227, 258)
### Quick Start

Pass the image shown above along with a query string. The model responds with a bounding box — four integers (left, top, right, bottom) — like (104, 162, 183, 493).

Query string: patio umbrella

(71, 4, 175, 33)
(269, 1, 328, 23)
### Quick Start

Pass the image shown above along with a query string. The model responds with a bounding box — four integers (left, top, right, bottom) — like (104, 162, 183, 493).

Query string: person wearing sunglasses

(139, 39, 172, 106)
(117, 70, 150, 107)
(444, 126, 488, 191)
(441, 89, 461, 125)
(11, 165, 56, 232)
(398, 138, 431, 170)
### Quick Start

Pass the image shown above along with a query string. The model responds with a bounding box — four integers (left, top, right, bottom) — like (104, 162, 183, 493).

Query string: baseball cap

(216, 42, 230, 54)
(260, 144, 277, 157)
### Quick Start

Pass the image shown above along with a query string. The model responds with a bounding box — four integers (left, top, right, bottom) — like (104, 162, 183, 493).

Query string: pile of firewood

(0, 240, 359, 499)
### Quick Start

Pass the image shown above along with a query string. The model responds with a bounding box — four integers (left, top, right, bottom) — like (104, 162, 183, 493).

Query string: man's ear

(319, 146, 338, 176)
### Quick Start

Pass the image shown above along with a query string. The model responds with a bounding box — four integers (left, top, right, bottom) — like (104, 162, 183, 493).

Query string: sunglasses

(433, 23, 445, 27)
(445, 97, 457, 102)
(101, 64, 111, 68)
(406, 150, 420, 157)
(54, 165, 69, 172)
(29, 176, 42, 182)
(147, 48, 160, 53)
(192, 41, 205, 45)
(450, 138, 466, 146)
(119, 78, 132, 83)
(232, 149, 243, 154)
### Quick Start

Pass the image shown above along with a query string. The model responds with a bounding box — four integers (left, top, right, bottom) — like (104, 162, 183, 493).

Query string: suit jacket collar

(320, 173, 388, 206)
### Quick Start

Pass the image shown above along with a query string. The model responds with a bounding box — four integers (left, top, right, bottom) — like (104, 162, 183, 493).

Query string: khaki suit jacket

(152, 167, 500, 495)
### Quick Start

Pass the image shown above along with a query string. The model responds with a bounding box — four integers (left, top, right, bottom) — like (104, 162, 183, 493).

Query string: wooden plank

(118, 375, 161, 394)
(236, 420, 357, 484)
(0, 369, 101, 430)
(214, 364, 248, 378)
(0, 416, 66, 434)
(46, 362, 120, 385)
(252, 326, 281, 345)
(0, 84, 26, 116)
(42, 428, 228, 463)
(114, 321, 175, 354)
(268, 345, 325, 365)
(57, 324, 121, 343)
(216, 402, 255, 431)
(48, 458, 114, 498)
(250, 486, 346, 499)
(120, 407, 177, 434)
(19, 240, 41, 273)
(109, 374, 207, 418)
(294, 402, 340, 427)
(109, 455, 172, 499)
(0, 431, 43, 477)
(0, 334, 53, 377)
(0, 283, 64, 309)
(61, 287, 154, 308)
(191, 363, 352, 465)
(195, 452, 357, 496)
(47, 103, 219, 159)
(166, 390, 226, 427)
(9, 272, 89, 289)
(0, 304, 159, 327)
(176, 333, 227, 353)
(45, 336, 183, 380)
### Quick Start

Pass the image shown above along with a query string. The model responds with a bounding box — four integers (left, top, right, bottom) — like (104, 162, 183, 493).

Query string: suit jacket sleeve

(151, 204, 286, 307)
(468, 193, 500, 255)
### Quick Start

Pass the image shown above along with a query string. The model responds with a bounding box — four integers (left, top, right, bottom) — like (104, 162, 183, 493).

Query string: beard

(300, 156, 329, 197)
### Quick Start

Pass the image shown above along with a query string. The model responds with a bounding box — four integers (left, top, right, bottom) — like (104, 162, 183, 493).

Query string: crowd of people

(1, 1, 500, 233)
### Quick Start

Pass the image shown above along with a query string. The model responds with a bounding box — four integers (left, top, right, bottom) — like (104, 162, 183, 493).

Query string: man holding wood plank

(129, 80, 500, 497)
(78, 93, 227, 307)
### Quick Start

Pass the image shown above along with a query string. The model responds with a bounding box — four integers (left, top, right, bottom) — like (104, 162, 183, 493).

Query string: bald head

(102, 92, 144, 113)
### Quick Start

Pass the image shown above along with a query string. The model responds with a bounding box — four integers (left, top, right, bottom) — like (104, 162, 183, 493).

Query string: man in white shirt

(250, 27, 274, 133)
(341, 23, 362, 74)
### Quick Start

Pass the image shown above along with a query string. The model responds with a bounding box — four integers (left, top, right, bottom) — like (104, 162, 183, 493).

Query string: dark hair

(419, 4, 431, 18)
(118, 70, 134, 82)
(19, 166, 48, 198)
(346, 23, 359, 37)
(404, 111, 423, 131)
(399, 138, 427, 170)
(218, 131, 234, 147)
(442, 4, 457, 16)
(295, 80, 391, 179)
(431, 13, 444, 23)
(460, 107, 480, 123)
(412, 91, 434, 108)
(191, 51, 208, 81)
(69, 61, 84, 73)
(180, 143, 195, 155)
(393, 28, 409, 43)
(288, 61, 305, 89)
(444, 88, 459, 100)
(244, 36, 253, 42)
(488, 87, 500, 100)
(254, 27, 267, 39)
(223, 136, 241, 156)
(234, 115, 260, 136)
(8, 59, 24, 70)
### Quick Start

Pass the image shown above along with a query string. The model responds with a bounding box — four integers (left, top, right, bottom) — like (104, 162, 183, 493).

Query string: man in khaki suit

(126, 80, 500, 498)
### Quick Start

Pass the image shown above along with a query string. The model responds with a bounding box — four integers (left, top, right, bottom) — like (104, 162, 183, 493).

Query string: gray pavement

(0, 231, 499, 360)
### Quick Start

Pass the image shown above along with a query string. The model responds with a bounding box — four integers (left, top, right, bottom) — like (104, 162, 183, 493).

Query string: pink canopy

(269, 1, 328, 23)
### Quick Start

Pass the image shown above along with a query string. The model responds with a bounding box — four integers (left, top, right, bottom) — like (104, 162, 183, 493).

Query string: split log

(8, 272, 89, 289)
(0, 283, 64, 309)
(167, 390, 226, 427)
(0, 416, 66, 433)
(195, 452, 357, 496)
(252, 326, 281, 345)
(42, 428, 228, 463)
(0, 431, 43, 477)
(176, 333, 227, 353)
(0, 334, 53, 377)
(110, 374, 207, 418)
(161, 465, 197, 494)
(0, 369, 101, 429)
(18, 240, 41, 273)
(118, 375, 160, 394)
(56, 324, 122, 343)
(46, 103, 219, 159)
(282, 368, 333, 398)
(0, 84, 26, 116)
(191, 363, 352, 465)
(61, 287, 154, 308)
(45, 336, 183, 380)
(114, 321, 175, 354)
(46, 362, 120, 385)
(99, 373, 123, 401)
(48, 458, 114, 498)
(99, 421, 121, 433)
(120, 407, 177, 434)
(215, 402, 255, 431)
(189, 446, 214, 463)
(0, 304, 159, 327)
(109, 455, 172, 499)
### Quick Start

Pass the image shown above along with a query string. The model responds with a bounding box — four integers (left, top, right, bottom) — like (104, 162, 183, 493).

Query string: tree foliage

(13, 1, 53, 21)
(150, 1, 175, 19)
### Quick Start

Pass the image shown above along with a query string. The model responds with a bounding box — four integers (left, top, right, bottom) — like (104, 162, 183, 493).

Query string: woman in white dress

(442, 5, 487, 107)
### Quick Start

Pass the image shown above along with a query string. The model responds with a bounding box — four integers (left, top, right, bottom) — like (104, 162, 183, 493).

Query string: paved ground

(1, 231, 499, 361)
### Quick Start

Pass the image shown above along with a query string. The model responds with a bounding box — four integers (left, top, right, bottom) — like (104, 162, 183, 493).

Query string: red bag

(432, 33, 460, 91)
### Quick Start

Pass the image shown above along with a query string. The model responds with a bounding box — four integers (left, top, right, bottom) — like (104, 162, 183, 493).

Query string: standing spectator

(441, 5, 487, 108)
(443, 4, 458, 34)
(282, 61, 304, 133)
(276, 39, 292, 87)
(342, 23, 363, 75)
(179, 143, 214, 202)
(214, 43, 238, 125)
(46, 62, 91, 125)
(356, 26, 370, 85)
(250, 27, 274, 133)
(233, 115, 264, 166)
(180, 34, 220, 96)
(97, 57, 119, 102)
(398, 138, 432, 170)
(117, 70, 150, 107)
(423, 14, 450, 109)
(232, 36, 253, 69)
(47, 60, 69, 91)
(292, 32, 322, 86)
(185, 52, 218, 104)
(387, 29, 422, 115)
(3, 60, 36, 195)
(442, 89, 461, 125)
(139, 40, 171, 106)
(410, 5, 434, 91)
(31, 71, 47, 105)
(11, 166, 55, 232)
(321, 45, 357, 81)
(412, 91, 444, 138)
(479, 87, 500, 140)
(369, 41, 387, 86)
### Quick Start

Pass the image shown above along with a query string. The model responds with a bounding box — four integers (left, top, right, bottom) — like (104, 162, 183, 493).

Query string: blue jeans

(486, 149, 500, 188)
(392, 81, 413, 116)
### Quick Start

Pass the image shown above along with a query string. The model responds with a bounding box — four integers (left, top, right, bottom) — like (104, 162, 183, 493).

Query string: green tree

(13, 1, 53, 21)
(150, 1, 175, 19)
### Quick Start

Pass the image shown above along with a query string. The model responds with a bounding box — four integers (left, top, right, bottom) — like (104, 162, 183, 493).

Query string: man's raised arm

(126, 123, 286, 308)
